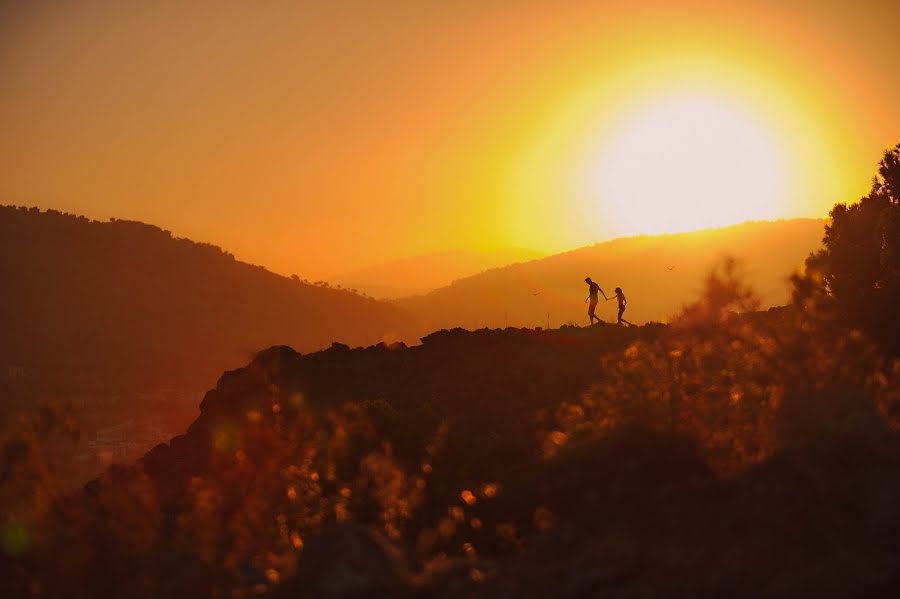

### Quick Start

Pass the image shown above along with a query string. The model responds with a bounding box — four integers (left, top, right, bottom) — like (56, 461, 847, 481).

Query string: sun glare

(592, 93, 788, 236)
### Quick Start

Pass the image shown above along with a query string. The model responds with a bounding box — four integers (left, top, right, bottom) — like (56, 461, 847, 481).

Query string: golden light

(507, 44, 852, 251)
(591, 92, 789, 236)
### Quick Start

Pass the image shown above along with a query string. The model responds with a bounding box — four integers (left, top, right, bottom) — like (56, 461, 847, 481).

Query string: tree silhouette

(799, 143, 900, 351)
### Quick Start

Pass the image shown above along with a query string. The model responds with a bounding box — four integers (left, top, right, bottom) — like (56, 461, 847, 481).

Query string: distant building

(134, 389, 205, 404)
(136, 390, 169, 403)
(68, 392, 121, 410)
(89, 419, 172, 460)
(5, 364, 26, 378)
(183, 390, 205, 404)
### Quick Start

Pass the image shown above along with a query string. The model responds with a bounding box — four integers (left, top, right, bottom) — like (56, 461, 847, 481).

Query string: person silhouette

(608, 286, 628, 325)
(584, 277, 607, 325)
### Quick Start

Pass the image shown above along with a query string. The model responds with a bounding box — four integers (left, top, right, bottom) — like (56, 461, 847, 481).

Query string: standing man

(584, 277, 607, 325)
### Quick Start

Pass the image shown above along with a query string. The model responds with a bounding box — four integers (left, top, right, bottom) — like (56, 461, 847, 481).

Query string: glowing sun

(592, 93, 789, 236)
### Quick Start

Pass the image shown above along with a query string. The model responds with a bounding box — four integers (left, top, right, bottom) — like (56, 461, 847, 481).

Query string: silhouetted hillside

(329, 248, 543, 299)
(398, 219, 824, 331)
(6, 258, 899, 597)
(0, 206, 415, 391)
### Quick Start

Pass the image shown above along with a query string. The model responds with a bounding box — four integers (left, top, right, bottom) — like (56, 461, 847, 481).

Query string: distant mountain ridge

(0, 206, 415, 390)
(397, 219, 826, 332)
(329, 248, 543, 299)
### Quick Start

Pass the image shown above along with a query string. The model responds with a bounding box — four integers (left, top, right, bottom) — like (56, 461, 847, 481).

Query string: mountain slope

(0, 206, 415, 390)
(397, 219, 825, 331)
(329, 248, 543, 299)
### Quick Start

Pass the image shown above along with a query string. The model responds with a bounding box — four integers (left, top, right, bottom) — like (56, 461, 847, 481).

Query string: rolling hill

(328, 248, 543, 299)
(0, 206, 415, 392)
(397, 219, 825, 332)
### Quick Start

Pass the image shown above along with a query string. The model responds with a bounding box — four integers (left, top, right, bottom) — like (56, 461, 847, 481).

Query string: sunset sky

(2, 0, 898, 278)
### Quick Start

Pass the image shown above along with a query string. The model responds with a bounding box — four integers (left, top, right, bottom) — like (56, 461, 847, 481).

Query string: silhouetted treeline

(0, 206, 414, 390)
(796, 143, 900, 354)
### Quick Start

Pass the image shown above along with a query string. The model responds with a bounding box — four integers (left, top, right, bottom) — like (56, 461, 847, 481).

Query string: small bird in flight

(666, 265, 675, 271)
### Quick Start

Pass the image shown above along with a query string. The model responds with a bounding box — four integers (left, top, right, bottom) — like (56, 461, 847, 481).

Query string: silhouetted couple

(584, 277, 627, 325)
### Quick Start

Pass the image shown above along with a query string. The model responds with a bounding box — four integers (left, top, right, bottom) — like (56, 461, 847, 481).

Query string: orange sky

(1, 0, 898, 278)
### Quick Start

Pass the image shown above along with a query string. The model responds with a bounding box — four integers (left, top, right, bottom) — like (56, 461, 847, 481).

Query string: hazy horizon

(0, 203, 825, 293)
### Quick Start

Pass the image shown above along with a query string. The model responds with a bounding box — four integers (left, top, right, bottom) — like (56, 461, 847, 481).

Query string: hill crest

(397, 218, 825, 332)
(0, 205, 415, 391)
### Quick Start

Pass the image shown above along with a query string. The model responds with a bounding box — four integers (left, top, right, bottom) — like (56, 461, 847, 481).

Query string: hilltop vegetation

(796, 143, 900, 353)
(398, 219, 824, 332)
(0, 206, 414, 391)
